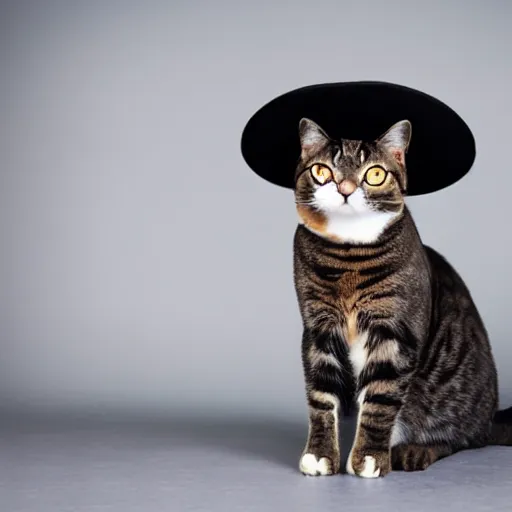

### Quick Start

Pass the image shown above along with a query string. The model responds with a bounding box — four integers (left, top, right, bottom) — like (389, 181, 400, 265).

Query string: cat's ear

(376, 120, 412, 167)
(298, 118, 330, 155)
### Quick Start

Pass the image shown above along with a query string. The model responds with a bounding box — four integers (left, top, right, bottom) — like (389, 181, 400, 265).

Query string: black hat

(240, 81, 475, 196)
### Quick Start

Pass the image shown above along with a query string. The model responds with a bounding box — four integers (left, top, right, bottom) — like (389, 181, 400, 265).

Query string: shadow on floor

(168, 415, 357, 471)
(0, 411, 358, 472)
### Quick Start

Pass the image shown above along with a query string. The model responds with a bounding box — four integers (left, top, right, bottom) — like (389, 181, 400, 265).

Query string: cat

(293, 117, 512, 478)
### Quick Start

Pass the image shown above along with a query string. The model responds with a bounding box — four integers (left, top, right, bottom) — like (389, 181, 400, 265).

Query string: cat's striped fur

(293, 118, 512, 478)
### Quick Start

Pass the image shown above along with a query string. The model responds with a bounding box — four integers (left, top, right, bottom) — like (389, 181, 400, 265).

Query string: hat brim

(240, 81, 475, 196)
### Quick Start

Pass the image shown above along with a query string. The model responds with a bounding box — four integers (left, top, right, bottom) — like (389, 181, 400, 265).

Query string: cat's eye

(364, 166, 388, 186)
(310, 164, 332, 185)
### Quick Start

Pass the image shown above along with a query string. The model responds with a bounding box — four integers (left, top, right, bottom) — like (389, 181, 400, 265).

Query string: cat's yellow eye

(310, 164, 332, 185)
(364, 166, 388, 186)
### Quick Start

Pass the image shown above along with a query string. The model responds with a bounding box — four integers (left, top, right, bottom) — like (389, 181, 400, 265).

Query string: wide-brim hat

(240, 81, 475, 196)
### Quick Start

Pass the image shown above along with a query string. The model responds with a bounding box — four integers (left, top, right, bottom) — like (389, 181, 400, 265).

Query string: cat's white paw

(359, 456, 381, 478)
(299, 453, 334, 476)
(347, 454, 382, 478)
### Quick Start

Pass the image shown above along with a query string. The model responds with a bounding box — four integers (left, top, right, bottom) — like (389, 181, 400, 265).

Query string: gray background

(1, 1, 512, 511)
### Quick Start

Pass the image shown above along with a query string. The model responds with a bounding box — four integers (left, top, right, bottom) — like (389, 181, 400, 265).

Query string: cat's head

(294, 119, 411, 244)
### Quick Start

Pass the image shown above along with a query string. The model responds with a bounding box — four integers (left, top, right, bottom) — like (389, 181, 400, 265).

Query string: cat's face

(294, 119, 411, 244)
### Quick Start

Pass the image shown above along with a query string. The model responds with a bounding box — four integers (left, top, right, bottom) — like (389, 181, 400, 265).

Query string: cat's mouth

(336, 202, 359, 215)
(340, 193, 358, 207)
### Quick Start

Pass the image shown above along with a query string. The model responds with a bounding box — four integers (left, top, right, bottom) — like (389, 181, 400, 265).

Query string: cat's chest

(338, 287, 387, 377)
(343, 309, 370, 379)
(322, 211, 398, 245)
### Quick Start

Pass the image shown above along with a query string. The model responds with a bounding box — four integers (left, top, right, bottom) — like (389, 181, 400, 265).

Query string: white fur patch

(299, 453, 332, 476)
(359, 456, 381, 478)
(312, 181, 346, 212)
(310, 184, 398, 244)
(325, 210, 397, 244)
(349, 332, 369, 379)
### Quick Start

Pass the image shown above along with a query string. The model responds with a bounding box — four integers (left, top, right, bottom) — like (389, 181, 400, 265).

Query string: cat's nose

(338, 179, 357, 197)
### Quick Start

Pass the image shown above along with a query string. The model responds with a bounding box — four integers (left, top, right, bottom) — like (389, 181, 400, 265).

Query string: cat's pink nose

(338, 179, 357, 197)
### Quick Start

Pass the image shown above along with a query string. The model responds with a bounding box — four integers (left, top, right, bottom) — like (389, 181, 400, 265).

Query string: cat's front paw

(346, 449, 391, 478)
(299, 452, 339, 476)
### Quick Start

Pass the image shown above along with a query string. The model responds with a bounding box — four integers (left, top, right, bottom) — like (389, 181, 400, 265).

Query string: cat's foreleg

(299, 326, 351, 476)
(347, 334, 414, 478)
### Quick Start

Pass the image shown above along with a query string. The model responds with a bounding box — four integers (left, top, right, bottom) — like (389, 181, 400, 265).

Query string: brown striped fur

(294, 118, 512, 478)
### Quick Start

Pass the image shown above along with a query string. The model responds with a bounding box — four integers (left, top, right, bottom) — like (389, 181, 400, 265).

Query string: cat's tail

(489, 407, 512, 446)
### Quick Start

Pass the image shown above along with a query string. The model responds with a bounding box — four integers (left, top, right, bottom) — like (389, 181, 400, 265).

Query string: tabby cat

(293, 118, 512, 478)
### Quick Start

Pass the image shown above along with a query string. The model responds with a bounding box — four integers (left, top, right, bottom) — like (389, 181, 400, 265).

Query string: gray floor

(2, 413, 511, 512)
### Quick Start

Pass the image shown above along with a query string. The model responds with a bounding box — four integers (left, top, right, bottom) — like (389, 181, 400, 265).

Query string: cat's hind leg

(391, 443, 455, 471)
